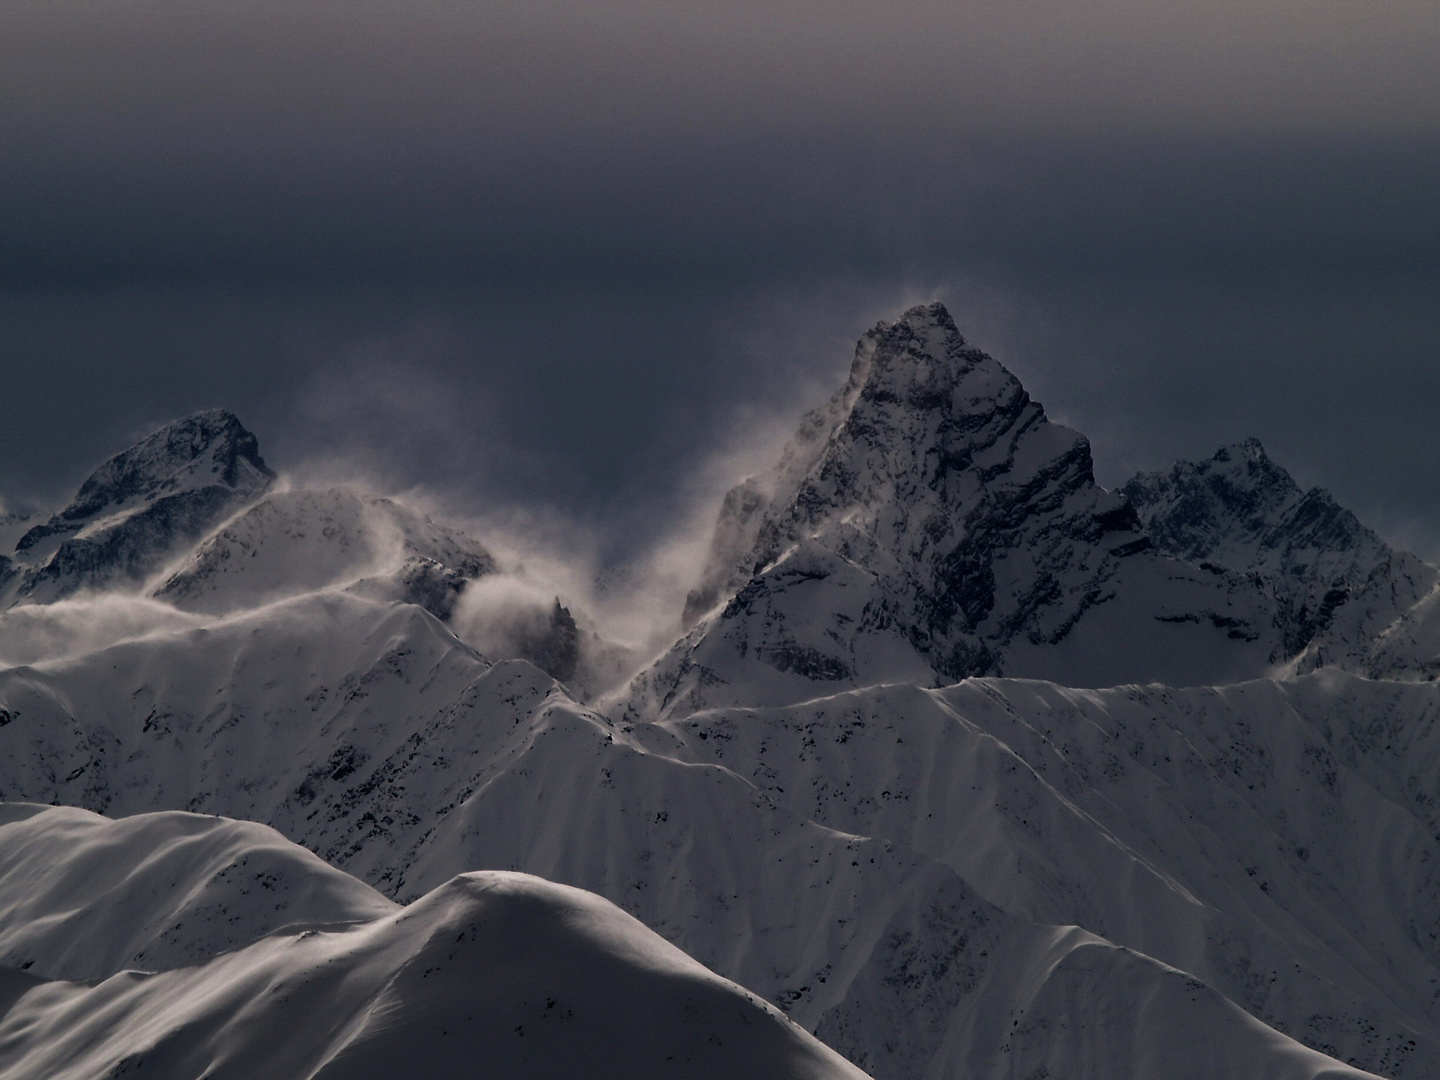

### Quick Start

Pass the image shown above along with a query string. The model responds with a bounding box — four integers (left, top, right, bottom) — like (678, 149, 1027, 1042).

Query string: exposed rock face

(512, 598, 582, 684)
(1123, 439, 1439, 676)
(635, 303, 1278, 718)
(8, 410, 274, 603)
(1123, 438, 1438, 656)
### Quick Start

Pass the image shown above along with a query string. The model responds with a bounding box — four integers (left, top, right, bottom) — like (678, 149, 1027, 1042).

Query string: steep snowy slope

(0, 803, 396, 981)
(0, 807, 866, 1080)
(1123, 440, 1438, 670)
(633, 303, 1281, 719)
(4, 411, 274, 605)
(154, 486, 496, 618)
(1363, 584, 1440, 681)
(0, 594, 1419, 1078)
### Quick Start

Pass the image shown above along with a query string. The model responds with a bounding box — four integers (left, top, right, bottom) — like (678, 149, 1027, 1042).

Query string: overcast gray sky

(2, 0, 1437, 558)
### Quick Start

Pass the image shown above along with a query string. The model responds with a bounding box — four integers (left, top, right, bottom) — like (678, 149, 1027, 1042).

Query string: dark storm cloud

(1, 0, 1438, 557)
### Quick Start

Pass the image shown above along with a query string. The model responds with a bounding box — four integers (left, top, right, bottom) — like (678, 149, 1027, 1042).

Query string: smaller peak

(17, 410, 273, 549)
(143, 409, 260, 450)
(87, 409, 273, 489)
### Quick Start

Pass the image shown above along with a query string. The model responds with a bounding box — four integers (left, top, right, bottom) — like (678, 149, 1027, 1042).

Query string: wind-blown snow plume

(0, 595, 206, 668)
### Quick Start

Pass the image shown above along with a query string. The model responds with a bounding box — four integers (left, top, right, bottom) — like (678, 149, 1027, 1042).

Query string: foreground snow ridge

(0, 806, 865, 1080)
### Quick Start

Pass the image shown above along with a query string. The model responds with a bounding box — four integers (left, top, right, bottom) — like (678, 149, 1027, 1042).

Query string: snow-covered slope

(0, 806, 865, 1080)
(663, 673, 1440, 1076)
(5, 411, 274, 605)
(0, 803, 396, 981)
(1361, 583, 1440, 681)
(143, 479, 627, 691)
(632, 303, 1281, 719)
(154, 486, 496, 619)
(0, 593, 1421, 1078)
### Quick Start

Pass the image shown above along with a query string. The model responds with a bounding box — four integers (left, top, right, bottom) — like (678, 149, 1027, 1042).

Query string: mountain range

(0, 302, 1436, 1078)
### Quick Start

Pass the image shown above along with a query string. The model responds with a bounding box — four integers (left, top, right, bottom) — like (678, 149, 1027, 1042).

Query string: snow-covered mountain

(0, 304, 1434, 1079)
(0, 407, 628, 690)
(0, 805, 864, 1080)
(1123, 438, 1438, 667)
(631, 304, 1285, 719)
(0, 591, 1411, 1078)
(1123, 438, 1440, 680)
(3, 410, 274, 605)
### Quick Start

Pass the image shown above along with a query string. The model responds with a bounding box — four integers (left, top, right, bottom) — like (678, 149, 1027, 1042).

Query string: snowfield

(0, 806, 864, 1080)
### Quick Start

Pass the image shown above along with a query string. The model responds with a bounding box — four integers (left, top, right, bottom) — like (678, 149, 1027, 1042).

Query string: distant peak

(15, 409, 275, 556)
(78, 410, 274, 497)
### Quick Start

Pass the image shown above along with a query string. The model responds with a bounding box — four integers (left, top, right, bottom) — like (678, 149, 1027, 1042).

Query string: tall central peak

(640, 304, 1276, 719)
(840, 301, 976, 402)
(686, 302, 1110, 622)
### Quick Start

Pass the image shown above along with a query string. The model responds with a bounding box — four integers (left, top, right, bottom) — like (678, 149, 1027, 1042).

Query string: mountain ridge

(0, 805, 866, 1080)
(0, 305, 1435, 1079)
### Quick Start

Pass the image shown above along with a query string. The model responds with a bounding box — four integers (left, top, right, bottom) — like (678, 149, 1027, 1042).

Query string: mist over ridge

(3, 300, 1435, 704)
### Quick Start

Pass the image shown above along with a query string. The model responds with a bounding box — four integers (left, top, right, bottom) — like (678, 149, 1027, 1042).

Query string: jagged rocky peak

(1122, 438, 1438, 659)
(72, 408, 271, 502)
(7, 410, 276, 604)
(1123, 437, 1371, 570)
(16, 410, 272, 558)
(511, 597, 582, 683)
(638, 303, 1278, 718)
(686, 302, 1143, 624)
